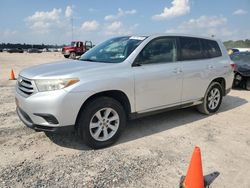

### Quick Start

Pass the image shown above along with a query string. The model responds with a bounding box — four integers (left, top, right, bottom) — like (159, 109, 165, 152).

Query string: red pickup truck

(62, 41, 93, 59)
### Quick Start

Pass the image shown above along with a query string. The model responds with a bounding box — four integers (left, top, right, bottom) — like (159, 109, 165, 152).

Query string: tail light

(230, 63, 236, 71)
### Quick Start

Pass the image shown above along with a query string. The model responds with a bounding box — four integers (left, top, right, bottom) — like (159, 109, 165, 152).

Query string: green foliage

(224, 39, 250, 49)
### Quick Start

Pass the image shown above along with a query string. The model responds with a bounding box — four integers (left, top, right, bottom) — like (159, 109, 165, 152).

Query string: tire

(69, 52, 76, 59)
(64, 55, 70, 58)
(77, 97, 126, 149)
(246, 79, 250, 91)
(197, 82, 223, 115)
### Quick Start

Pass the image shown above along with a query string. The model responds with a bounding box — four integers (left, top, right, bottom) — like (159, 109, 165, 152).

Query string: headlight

(35, 78, 79, 92)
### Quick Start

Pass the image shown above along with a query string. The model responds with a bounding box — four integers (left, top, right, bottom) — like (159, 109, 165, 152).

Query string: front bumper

(16, 107, 70, 132)
(62, 50, 70, 55)
(15, 86, 91, 130)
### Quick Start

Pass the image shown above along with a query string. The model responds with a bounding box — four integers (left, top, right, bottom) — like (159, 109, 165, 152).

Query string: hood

(19, 60, 117, 79)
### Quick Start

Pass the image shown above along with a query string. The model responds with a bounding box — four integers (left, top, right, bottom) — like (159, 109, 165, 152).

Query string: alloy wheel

(89, 108, 120, 141)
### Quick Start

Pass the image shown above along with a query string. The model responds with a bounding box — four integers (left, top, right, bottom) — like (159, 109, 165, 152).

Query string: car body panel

(133, 62, 182, 112)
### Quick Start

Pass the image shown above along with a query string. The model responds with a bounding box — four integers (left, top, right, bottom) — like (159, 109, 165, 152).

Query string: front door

(133, 37, 183, 112)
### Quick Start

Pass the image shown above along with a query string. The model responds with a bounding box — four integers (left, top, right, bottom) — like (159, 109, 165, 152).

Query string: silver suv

(15, 34, 234, 148)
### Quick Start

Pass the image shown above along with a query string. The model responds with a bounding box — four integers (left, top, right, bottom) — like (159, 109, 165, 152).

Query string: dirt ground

(0, 52, 250, 188)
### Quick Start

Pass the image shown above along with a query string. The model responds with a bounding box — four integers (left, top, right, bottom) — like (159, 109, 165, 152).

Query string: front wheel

(197, 82, 223, 115)
(77, 97, 126, 149)
(69, 52, 76, 59)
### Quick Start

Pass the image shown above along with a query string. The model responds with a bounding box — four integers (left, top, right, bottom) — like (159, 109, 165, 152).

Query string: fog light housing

(33, 113, 59, 124)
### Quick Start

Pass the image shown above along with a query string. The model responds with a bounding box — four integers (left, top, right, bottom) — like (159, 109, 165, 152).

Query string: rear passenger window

(202, 39, 222, 58)
(180, 37, 203, 60)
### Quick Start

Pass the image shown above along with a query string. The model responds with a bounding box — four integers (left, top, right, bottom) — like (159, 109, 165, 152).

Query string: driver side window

(136, 37, 177, 65)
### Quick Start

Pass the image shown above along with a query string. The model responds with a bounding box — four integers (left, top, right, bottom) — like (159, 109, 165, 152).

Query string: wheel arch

(210, 77, 226, 96)
(75, 90, 131, 127)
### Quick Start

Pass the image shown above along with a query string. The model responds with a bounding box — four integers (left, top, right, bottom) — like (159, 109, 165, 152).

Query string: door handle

(173, 68, 182, 74)
(207, 65, 214, 69)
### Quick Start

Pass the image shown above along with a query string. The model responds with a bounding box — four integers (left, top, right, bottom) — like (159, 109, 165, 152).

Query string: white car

(15, 34, 234, 148)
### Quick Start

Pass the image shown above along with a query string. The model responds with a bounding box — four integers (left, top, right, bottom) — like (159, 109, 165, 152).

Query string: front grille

(17, 76, 34, 96)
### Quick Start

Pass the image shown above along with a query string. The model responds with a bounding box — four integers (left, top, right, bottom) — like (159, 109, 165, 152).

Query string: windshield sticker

(129, 36, 146, 41)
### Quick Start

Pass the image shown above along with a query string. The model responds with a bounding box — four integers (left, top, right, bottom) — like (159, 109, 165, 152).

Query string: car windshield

(231, 53, 250, 63)
(80, 36, 147, 63)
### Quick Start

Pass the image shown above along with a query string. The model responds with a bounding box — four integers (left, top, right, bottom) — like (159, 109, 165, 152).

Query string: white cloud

(107, 21, 122, 31)
(105, 21, 123, 35)
(81, 20, 100, 31)
(233, 9, 248, 15)
(26, 8, 62, 33)
(166, 16, 232, 39)
(104, 8, 137, 21)
(152, 0, 190, 20)
(65, 6, 73, 18)
(27, 8, 62, 22)
(103, 21, 138, 36)
(179, 16, 227, 29)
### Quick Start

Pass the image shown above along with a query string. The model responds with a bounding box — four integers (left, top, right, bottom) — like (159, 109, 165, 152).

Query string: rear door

(201, 39, 229, 82)
(179, 37, 212, 102)
(133, 37, 183, 112)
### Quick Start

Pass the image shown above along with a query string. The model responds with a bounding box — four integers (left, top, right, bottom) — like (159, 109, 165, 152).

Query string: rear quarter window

(179, 37, 203, 61)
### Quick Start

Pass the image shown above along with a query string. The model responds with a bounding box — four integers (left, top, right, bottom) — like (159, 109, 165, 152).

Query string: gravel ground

(0, 52, 250, 188)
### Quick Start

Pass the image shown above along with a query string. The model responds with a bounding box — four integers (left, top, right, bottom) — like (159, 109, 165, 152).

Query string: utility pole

(71, 16, 74, 41)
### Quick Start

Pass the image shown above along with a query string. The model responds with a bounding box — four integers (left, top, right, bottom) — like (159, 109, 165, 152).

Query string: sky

(0, 0, 250, 45)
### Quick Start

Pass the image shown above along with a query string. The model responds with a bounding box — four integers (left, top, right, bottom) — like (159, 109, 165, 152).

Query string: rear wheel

(77, 97, 126, 149)
(197, 82, 223, 115)
(233, 74, 242, 87)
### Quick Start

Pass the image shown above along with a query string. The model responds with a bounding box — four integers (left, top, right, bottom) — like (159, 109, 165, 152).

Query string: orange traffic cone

(9, 69, 16, 80)
(183, 146, 204, 188)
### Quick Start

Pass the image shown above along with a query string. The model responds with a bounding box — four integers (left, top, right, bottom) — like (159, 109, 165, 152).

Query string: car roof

(128, 33, 219, 41)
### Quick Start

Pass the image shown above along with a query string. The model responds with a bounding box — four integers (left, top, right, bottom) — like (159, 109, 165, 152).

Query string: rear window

(180, 37, 203, 60)
(201, 39, 222, 58)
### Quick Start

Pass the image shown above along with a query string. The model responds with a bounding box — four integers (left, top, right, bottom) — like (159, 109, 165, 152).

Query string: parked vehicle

(42, 48, 50, 52)
(15, 34, 234, 149)
(2, 48, 9, 52)
(62, 41, 93, 59)
(0, 49, 2, 52)
(7, 48, 24, 53)
(228, 48, 239, 55)
(27, 48, 42, 53)
(231, 52, 250, 90)
(232, 48, 250, 53)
